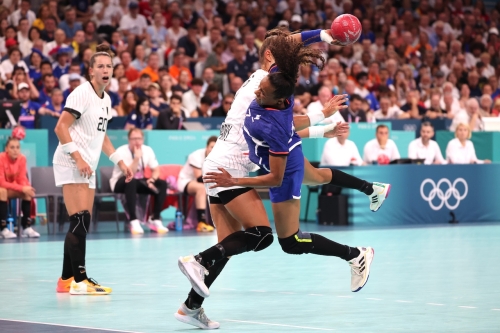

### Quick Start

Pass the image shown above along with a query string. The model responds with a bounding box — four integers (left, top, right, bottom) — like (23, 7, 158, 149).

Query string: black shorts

(209, 187, 252, 205)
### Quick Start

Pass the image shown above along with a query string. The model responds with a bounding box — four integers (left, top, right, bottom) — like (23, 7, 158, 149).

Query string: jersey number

(219, 122, 232, 141)
(97, 117, 107, 132)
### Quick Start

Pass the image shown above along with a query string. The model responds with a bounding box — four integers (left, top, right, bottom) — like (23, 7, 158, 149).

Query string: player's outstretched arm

(293, 94, 348, 132)
(290, 29, 340, 46)
(297, 122, 349, 139)
(102, 135, 133, 182)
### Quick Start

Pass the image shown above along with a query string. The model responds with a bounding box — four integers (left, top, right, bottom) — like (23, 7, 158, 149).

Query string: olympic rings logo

(420, 178, 468, 211)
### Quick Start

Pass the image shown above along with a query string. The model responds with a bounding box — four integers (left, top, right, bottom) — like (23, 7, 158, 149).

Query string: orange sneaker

(69, 278, 112, 295)
(56, 277, 74, 293)
(196, 222, 214, 232)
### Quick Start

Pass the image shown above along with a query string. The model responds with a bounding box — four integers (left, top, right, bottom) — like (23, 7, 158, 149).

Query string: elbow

(272, 175, 284, 187)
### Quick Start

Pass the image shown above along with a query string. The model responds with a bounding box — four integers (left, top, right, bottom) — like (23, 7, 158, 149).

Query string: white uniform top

(321, 138, 363, 166)
(363, 139, 400, 164)
(446, 138, 484, 164)
(205, 69, 268, 172)
(178, 148, 205, 192)
(408, 138, 446, 165)
(53, 82, 113, 171)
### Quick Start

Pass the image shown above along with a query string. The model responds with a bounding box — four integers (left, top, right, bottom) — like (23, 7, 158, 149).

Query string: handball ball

(12, 126, 26, 140)
(377, 154, 390, 165)
(330, 14, 362, 46)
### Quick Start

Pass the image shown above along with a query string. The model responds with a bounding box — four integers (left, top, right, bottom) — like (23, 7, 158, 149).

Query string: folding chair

(30, 167, 63, 234)
(94, 166, 121, 232)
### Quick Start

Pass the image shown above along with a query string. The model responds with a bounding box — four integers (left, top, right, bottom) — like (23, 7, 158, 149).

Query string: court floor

(0, 222, 499, 332)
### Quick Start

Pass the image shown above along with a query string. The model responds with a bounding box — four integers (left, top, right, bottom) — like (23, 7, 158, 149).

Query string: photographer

(110, 129, 168, 234)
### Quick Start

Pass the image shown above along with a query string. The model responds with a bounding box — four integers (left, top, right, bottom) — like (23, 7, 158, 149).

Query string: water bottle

(175, 211, 183, 231)
(7, 216, 14, 232)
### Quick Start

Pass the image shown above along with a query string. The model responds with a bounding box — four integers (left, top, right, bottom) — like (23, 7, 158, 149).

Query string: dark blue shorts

(269, 145, 304, 203)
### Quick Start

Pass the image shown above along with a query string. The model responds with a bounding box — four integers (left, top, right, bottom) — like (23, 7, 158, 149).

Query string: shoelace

(196, 308, 211, 324)
(88, 277, 100, 286)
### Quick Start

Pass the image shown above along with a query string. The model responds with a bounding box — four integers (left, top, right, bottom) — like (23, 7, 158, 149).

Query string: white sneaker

(147, 218, 169, 234)
(349, 247, 374, 292)
(129, 219, 144, 234)
(174, 303, 220, 329)
(22, 227, 40, 238)
(178, 255, 210, 298)
(1, 228, 17, 239)
(368, 183, 391, 212)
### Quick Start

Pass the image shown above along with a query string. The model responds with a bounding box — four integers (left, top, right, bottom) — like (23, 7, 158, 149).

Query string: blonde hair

(455, 123, 472, 140)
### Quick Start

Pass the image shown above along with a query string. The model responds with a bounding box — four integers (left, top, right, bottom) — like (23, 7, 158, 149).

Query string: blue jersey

(19, 101, 41, 129)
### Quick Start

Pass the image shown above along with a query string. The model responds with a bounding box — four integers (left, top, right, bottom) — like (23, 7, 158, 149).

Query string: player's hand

(118, 161, 133, 182)
(22, 186, 36, 197)
(76, 159, 92, 179)
(322, 94, 348, 118)
(203, 167, 236, 188)
(323, 121, 350, 138)
(320, 30, 343, 45)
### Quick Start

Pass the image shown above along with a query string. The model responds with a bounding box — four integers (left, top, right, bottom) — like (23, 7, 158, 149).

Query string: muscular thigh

(63, 184, 95, 216)
(223, 189, 271, 230)
(209, 203, 242, 242)
(272, 199, 301, 239)
(302, 157, 331, 186)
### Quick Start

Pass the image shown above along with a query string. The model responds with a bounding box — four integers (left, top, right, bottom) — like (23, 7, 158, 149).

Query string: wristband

(308, 126, 325, 138)
(320, 30, 335, 44)
(300, 29, 322, 45)
(307, 110, 325, 126)
(61, 142, 78, 155)
(109, 151, 122, 165)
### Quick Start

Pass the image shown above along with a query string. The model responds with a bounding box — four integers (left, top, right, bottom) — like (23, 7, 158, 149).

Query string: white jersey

(205, 69, 268, 172)
(53, 82, 113, 171)
(178, 148, 205, 192)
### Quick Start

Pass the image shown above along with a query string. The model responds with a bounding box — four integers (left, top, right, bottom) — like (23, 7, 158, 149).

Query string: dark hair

(376, 124, 389, 132)
(89, 44, 113, 68)
(206, 135, 217, 146)
(136, 97, 149, 110)
(127, 128, 143, 138)
(421, 121, 434, 129)
(350, 94, 364, 103)
(40, 60, 52, 68)
(191, 78, 204, 86)
(28, 27, 41, 41)
(200, 96, 212, 106)
(356, 71, 368, 81)
(8, 47, 21, 57)
(206, 83, 219, 93)
(70, 59, 81, 67)
(140, 73, 151, 80)
(42, 73, 54, 81)
(4, 136, 19, 150)
(170, 95, 182, 103)
(265, 30, 325, 100)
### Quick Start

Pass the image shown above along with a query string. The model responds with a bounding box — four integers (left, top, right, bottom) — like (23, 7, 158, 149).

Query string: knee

(278, 230, 312, 255)
(245, 226, 274, 252)
(125, 178, 138, 189)
(155, 179, 167, 191)
(0, 187, 6, 200)
(68, 210, 91, 237)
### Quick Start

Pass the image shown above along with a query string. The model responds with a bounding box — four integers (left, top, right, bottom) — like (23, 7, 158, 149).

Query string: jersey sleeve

(262, 120, 290, 156)
(63, 87, 88, 119)
(187, 150, 203, 169)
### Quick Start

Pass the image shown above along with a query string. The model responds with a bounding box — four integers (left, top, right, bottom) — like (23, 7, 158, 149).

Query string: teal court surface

(0, 222, 499, 333)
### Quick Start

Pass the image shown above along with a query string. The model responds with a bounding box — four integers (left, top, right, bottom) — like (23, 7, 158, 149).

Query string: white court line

(366, 298, 382, 301)
(396, 300, 413, 303)
(309, 294, 324, 296)
(250, 290, 266, 293)
(131, 284, 147, 286)
(337, 296, 352, 298)
(6, 279, 23, 281)
(459, 306, 476, 309)
(0, 318, 143, 333)
(224, 319, 334, 331)
(427, 303, 444, 306)
(161, 285, 177, 287)
(492, 309, 500, 311)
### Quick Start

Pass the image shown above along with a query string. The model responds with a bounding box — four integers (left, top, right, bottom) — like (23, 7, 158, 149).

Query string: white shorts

(203, 159, 249, 197)
(53, 164, 96, 189)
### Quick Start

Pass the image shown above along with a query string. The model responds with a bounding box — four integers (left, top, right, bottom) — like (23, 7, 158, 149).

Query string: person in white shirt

(177, 136, 217, 233)
(321, 128, 363, 166)
(119, 2, 148, 41)
(408, 122, 446, 164)
(373, 96, 403, 120)
(307, 86, 345, 125)
(450, 98, 484, 132)
(182, 78, 204, 116)
(8, 0, 36, 27)
(17, 18, 32, 57)
(363, 124, 401, 164)
(446, 123, 491, 164)
(110, 128, 168, 234)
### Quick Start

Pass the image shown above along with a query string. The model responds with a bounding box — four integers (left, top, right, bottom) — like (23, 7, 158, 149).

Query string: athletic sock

(21, 200, 32, 228)
(185, 258, 229, 310)
(0, 200, 7, 231)
(309, 233, 360, 261)
(195, 231, 247, 269)
(63, 211, 90, 282)
(329, 169, 373, 195)
(196, 209, 206, 223)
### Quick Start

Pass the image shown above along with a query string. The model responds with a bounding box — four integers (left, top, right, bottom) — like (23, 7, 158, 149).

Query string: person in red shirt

(0, 135, 39, 238)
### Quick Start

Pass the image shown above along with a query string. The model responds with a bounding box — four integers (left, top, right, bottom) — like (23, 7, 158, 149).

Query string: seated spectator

(62, 74, 83, 102)
(109, 128, 168, 234)
(400, 90, 427, 119)
(18, 83, 57, 128)
(37, 73, 57, 105)
(0, 47, 29, 81)
(182, 78, 204, 116)
(308, 86, 345, 125)
(203, 83, 222, 109)
(169, 51, 192, 82)
(177, 136, 216, 232)
(227, 44, 252, 83)
(140, 52, 160, 83)
(204, 40, 227, 88)
(8, 0, 36, 27)
(211, 93, 234, 117)
(125, 97, 153, 130)
(9, 65, 39, 100)
(116, 90, 138, 117)
(0, 134, 39, 238)
(229, 76, 243, 94)
(133, 73, 151, 99)
(59, 60, 86, 92)
(340, 94, 368, 123)
(43, 88, 64, 114)
(58, 8, 82, 41)
(121, 51, 140, 84)
(446, 123, 491, 164)
(119, 2, 148, 47)
(148, 83, 169, 116)
(354, 72, 370, 98)
(156, 95, 186, 130)
(408, 122, 446, 165)
(492, 99, 500, 117)
(373, 96, 403, 120)
(28, 49, 43, 85)
(425, 91, 447, 119)
(172, 69, 191, 94)
(130, 45, 147, 72)
(363, 124, 401, 164)
(450, 98, 484, 132)
(479, 94, 493, 116)
(320, 128, 363, 166)
(145, 12, 169, 60)
(190, 96, 212, 118)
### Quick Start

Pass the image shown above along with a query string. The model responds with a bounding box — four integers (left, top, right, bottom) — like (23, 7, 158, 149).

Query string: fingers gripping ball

(12, 126, 26, 140)
(331, 14, 362, 46)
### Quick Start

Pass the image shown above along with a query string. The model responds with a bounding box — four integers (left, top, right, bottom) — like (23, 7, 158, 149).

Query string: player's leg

(185, 180, 214, 232)
(0, 187, 16, 238)
(302, 157, 391, 212)
(6, 189, 39, 237)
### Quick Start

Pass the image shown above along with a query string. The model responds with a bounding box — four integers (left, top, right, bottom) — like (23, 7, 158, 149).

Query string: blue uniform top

(19, 101, 42, 129)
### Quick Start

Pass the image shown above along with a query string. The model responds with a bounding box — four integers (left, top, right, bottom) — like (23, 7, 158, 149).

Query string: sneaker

(129, 219, 144, 234)
(196, 222, 214, 232)
(349, 247, 374, 292)
(147, 218, 169, 234)
(174, 303, 220, 329)
(69, 278, 112, 295)
(1, 228, 17, 239)
(22, 227, 40, 238)
(178, 255, 210, 298)
(56, 276, 74, 293)
(368, 183, 391, 212)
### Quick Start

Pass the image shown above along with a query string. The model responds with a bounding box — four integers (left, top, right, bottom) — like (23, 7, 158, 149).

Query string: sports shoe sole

(371, 184, 391, 212)
(352, 248, 374, 292)
(174, 312, 220, 329)
(178, 258, 210, 298)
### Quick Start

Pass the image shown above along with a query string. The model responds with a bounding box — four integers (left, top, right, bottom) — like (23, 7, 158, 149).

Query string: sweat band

(109, 151, 122, 165)
(301, 29, 322, 45)
(307, 110, 325, 126)
(61, 142, 78, 155)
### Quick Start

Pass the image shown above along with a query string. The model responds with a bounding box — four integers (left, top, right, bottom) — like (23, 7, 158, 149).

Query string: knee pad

(245, 226, 274, 252)
(278, 229, 313, 255)
(68, 210, 91, 237)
